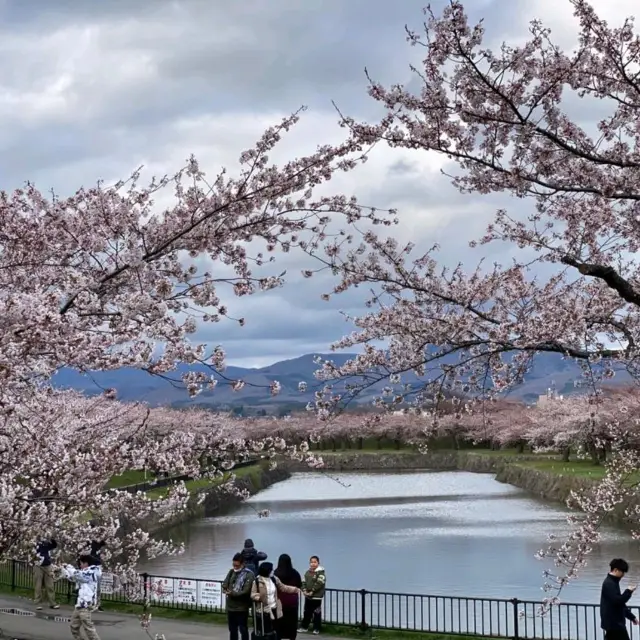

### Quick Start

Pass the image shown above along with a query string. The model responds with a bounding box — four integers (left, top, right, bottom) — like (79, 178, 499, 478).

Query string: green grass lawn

(464, 448, 545, 457)
(514, 458, 607, 478)
(316, 446, 630, 485)
(512, 457, 640, 483)
(319, 449, 417, 455)
(106, 470, 150, 489)
(145, 463, 263, 500)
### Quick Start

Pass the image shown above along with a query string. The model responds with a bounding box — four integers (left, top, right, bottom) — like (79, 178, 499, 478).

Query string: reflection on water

(142, 471, 640, 603)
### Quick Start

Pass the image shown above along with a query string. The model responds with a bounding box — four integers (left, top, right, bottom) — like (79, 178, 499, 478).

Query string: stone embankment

(145, 465, 290, 534)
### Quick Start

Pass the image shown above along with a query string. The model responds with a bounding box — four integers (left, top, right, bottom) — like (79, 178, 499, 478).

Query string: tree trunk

(561, 447, 570, 462)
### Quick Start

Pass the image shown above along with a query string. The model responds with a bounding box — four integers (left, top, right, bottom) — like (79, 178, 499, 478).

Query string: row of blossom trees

(236, 387, 640, 464)
(433, 388, 640, 464)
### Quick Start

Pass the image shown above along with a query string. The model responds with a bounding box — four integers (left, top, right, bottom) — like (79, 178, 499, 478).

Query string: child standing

(299, 555, 326, 635)
(62, 554, 102, 640)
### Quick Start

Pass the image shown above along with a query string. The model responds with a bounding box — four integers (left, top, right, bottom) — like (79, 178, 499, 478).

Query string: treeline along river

(142, 470, 640, 604)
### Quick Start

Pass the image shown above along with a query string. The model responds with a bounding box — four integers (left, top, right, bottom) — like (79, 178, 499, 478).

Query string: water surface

(142, 471, 640, 603)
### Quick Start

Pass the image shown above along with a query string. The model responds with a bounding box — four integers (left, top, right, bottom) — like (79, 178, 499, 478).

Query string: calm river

(142, 471, 640, 604)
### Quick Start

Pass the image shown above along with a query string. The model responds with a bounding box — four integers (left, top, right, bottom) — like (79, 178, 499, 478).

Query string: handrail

(2, 560, 632, 640)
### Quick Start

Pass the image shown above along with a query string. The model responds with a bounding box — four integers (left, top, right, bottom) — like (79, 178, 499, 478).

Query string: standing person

(223, 553, 255, 640)
(601, 558, 638, 640)
(88, 531, 106, 611)
(62, 554, 102, 640)
(251, 561, 300, 638)
(274, 554, 302, 640)
(241, 538, 267, 575)
(299, 556, 326, 635)
(33, 538, 59, 610)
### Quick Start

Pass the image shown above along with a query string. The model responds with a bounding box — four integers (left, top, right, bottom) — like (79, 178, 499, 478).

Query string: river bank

(148, 448, 622, 533)
(142, 464, 291, 534)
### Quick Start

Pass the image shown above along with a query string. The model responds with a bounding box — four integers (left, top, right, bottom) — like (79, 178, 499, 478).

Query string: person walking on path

(241, 538, 267, 575)
(223, 553, 255, 640)
(33, 538, 60, 610)
(274, 554, 302, 640)
(601, 558, 638, 640)
(62, 554, 102, 640)
(251, 561, 300, 638)
(299, 556, 326, 635)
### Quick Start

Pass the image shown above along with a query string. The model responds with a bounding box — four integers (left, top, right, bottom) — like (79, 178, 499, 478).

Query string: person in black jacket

(601, 558, 638, 640)
(274, 554, 302, 640)
(240, 538, 267, 575)
(34, 538, 60, 610)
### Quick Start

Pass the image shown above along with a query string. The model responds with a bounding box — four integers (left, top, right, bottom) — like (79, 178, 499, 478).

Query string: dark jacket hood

(244, 538, 254, 549)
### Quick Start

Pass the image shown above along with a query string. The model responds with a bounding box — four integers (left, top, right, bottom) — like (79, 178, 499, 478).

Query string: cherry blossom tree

(1, 390, 318, 587)
(314, 0, 640, 408)
(304, 0, 640, 604)
(0, 110, 389, 578)
(437, 399, 529, 450)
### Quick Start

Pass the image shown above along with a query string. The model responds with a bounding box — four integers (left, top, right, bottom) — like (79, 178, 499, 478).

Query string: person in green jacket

(223, 553, 255, 640)
(299, 555, 326, 635)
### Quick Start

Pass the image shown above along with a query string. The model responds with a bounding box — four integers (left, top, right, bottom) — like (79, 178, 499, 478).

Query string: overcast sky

(0, 0, 632, 367)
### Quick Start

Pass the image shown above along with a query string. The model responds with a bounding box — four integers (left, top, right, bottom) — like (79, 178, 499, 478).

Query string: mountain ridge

(52, 350, 630, 414)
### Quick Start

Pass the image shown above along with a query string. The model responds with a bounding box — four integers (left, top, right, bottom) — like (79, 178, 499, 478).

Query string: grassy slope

(325, 446, 616, 479)
(106, 470, 149, 488)
(145, 463, 264, 500)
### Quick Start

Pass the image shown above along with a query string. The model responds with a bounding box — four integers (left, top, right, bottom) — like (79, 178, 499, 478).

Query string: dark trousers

(605, 630, 631, 640)
(228, 610, 249, 640)
(278, 605, 299, 640)
(301, 598, 322, 632)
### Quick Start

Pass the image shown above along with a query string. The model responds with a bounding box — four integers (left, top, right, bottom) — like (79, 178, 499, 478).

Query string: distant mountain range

(52, 350, 632, 414)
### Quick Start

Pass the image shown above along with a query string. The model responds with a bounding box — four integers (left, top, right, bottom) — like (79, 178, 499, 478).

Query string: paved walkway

(0, 594, 231, 639)
(0, 594, 341, 640)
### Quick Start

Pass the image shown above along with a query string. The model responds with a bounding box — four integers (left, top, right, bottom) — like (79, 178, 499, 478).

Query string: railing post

(359, 589, 368, 631)
(511, 598, 520, 640)
(142, 572, 149, 604)
(10, 559, 16, 591)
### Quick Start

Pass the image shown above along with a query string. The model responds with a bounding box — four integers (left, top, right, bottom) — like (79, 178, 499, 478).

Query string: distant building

(536, 381, 563, 406)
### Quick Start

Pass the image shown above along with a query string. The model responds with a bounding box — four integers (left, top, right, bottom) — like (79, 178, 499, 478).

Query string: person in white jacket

(62, 554, 102, 640)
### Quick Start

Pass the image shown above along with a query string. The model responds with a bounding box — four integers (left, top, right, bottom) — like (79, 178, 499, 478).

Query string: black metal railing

(3, 560, 636, 640)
